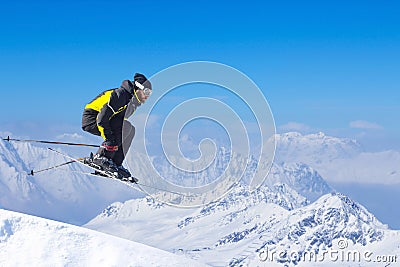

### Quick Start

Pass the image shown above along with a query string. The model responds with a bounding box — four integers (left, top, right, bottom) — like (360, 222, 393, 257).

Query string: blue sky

(1, 0, 399, 151)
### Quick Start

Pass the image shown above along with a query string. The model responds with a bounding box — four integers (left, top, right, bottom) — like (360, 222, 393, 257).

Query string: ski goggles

(134, 81, 152, 97)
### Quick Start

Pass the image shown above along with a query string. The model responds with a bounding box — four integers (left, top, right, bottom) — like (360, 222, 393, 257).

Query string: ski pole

(28, 158, 85, 176)
(2, 136, 99, 148)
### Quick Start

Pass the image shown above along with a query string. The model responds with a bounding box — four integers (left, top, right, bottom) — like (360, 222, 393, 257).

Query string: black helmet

(133, 73, 152, 92)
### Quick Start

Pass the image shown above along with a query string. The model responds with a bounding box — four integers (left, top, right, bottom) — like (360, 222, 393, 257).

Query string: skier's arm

(96, 89, 129, 141)
(124, 96, 141, 119)
(96, 105, 115, 141)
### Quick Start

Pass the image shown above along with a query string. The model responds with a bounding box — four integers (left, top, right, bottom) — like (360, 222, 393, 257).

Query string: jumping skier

(81, 73, 152, 179)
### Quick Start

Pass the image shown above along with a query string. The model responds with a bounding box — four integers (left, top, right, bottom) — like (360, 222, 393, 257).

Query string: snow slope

(0, 208, 206, 267)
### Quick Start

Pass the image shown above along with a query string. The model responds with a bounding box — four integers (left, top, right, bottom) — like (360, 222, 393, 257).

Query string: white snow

(0, 208, 206, 267)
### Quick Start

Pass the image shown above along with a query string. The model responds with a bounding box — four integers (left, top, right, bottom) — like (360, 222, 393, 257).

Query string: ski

(47, 148, 186, 196)
(58, 169, 186, 196)
(47, 148, 138, 184)
(57, 169, 139, 185)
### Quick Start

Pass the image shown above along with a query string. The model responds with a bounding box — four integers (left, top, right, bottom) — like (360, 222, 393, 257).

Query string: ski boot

(90, 154, 120, 178)
(117, 165, 138, 183)
(116, 165, 131, 178)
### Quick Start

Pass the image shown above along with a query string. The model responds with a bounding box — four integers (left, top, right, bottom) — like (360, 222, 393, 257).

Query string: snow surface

(0, 208, 206, 267)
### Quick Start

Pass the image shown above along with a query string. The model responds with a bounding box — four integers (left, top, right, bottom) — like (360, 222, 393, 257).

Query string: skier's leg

(114, 121, 135, 166)
(81, 111, 101, 136)
(107, 120, 135, 178)
(111, 120, 135, 166)
(82, 112, 118, 171)
(105, 118, 122, 166)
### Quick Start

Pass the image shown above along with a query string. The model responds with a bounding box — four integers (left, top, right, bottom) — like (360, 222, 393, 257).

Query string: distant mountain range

(274, 132, 400, 184)
(85, 185, 399, 266)
(0, 132, 399, 266)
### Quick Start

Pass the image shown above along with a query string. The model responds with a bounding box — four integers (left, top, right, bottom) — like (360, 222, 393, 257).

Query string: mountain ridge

(86, 186, 399, 266)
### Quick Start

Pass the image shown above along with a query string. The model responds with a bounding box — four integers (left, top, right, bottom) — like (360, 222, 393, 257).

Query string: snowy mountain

(0, 139, 144, 225)
(274, 132, 363, 164)
(126, 146, 243, 188)
(85, 183, 295, 265)
(0, 208, 205, 266)
(266, 163, 333, 202)
(274, 132, 400, 184)
(0, 137, 330, 224)
(247, 192, 395, 266)
(125, 146, 333, 203)
(1, 132, 400, 266)
(86, 188, 399, 266)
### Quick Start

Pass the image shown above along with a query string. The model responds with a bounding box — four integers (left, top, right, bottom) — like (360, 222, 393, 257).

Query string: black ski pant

(82, 117, 135, 166)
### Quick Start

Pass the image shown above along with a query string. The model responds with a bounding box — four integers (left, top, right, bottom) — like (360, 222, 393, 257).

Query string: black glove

(101, 139, 118, 152)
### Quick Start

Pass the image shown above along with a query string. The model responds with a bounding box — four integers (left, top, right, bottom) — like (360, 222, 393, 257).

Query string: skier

(81, 73, 152, 179)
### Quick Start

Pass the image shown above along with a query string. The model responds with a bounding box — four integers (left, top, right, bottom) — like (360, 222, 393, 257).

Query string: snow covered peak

(288, 192, 388, 240)
(0, 140, 45, 202)
(266, 162, 334, 202)
(233, 191, 396, 266)
(243, 192, 390, 265)
(314, 193, 386, 229)
(270, 132, 400, 185)
(274, 131, 363, 163)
